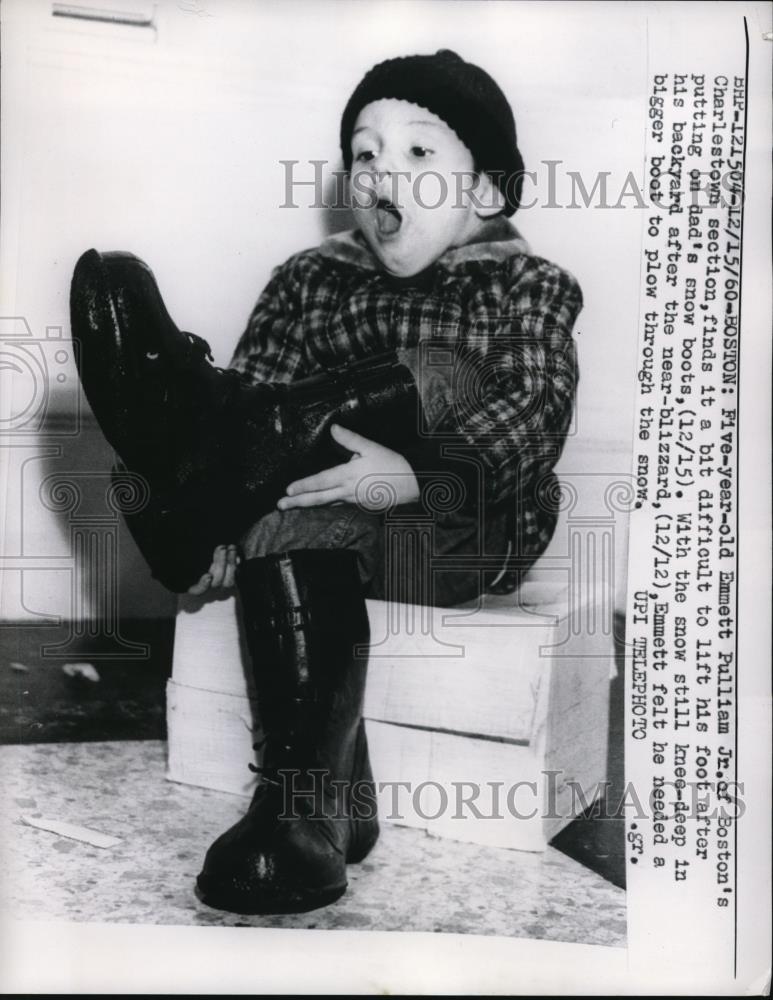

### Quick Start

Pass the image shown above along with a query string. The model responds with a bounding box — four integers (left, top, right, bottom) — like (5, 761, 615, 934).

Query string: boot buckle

(269, 605, 310, 631)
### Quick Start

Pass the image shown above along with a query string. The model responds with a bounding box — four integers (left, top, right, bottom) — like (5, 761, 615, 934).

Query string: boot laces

(248, 736, 287, 789)
(183, 330, 215, 365)
(180, 330, 249, 397)
(247, 696, 319, 789)
(246, 698, 349, 850)
(182, 330, 240, 376)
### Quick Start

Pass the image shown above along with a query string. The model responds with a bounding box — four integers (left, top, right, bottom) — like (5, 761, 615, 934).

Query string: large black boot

(70, 249, 423, 592)
(196, 550, 379, 914)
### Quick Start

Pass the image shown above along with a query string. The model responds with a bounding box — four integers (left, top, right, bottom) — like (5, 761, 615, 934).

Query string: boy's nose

(375, 172, 406, 210)
(371, 157, 408, 203)
(369, 146, 405, 178)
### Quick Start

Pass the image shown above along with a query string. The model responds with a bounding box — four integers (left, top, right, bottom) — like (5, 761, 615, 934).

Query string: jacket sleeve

(467, 260, 582, 507)
(229, 259, 306, 385)
(407, 259, 583, 511)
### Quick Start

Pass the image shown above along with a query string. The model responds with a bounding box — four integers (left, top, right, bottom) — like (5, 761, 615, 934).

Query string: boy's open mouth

(375, 198, 402, 236)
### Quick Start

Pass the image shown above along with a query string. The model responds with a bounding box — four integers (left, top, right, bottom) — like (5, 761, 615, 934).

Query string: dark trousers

(240, 500, 510, 609)
(239, 346, 514, 608)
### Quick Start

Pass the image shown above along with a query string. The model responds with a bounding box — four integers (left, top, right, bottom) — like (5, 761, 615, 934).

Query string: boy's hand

(278, 424, 420, 511)
(187, 544, 239, 595)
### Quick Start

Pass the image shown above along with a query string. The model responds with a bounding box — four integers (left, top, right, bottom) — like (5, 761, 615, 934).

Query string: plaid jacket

(230, 219, 583, 564)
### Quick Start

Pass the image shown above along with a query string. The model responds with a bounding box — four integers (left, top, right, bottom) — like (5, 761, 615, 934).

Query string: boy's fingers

(330, 423, 371, 452)
(209, 545, 227, 588)
(285, 466, 348, 496)
(278, 486, 347, 509)
(187, 573, 212, 596)
(222, 546, 238, 589)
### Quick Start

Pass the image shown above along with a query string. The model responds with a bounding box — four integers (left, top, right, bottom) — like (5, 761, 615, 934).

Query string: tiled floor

(0, 617, 627, 945)
(0, 740, 626, 945)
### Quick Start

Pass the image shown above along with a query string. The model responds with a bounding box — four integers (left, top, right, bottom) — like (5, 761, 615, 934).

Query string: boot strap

(268, 604, 310, 632)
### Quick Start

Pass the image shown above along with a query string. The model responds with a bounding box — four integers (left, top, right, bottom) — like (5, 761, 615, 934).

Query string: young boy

(71, 49, 582, 916)
(193, 49, 582, 604)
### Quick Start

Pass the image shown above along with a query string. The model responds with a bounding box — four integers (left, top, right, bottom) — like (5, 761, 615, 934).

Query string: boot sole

(195, 873, 347, 915)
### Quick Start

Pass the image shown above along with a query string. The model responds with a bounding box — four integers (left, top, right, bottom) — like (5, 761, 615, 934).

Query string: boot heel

(346, 720, 379, 864)
(347, 820, 380, 864)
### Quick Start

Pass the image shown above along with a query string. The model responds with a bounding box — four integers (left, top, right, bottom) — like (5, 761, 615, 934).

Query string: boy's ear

(468, 171, 506, 218)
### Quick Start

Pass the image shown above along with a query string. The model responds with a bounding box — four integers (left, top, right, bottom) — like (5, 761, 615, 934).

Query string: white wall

(1, 0, 644, 620)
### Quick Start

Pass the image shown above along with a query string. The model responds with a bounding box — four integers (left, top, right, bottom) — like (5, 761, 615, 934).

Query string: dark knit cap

(340, 49, 524, 216)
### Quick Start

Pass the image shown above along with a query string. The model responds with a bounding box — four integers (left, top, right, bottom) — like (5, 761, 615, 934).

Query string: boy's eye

(355, 150, 376, 163)
(410, 146, 432, 158)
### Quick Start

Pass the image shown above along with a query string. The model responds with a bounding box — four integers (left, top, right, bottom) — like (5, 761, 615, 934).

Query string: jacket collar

(317, 216, 531, 274)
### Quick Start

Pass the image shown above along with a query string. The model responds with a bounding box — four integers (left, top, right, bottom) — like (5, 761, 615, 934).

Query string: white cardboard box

(166, 581, 613, 851)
